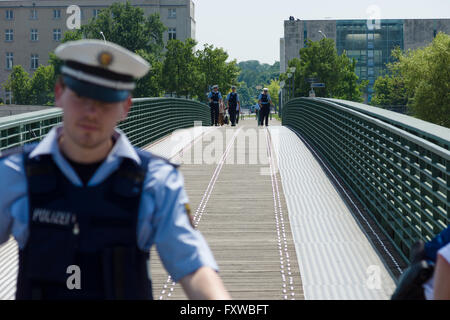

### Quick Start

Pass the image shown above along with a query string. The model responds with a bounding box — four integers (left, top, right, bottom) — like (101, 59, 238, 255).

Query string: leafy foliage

(161, 39, 201, 98)
(29, 65, 55, 105)
(280, 39, 366, 102)
(81, 2, 166, 56)
(237, 61, 280, 106)
(371, 74, 408, 107)
(267, 79, 280, 107)
(4, 66, 31, 104)
(195, 44, 240, 102)
(392, 33, 449, 127)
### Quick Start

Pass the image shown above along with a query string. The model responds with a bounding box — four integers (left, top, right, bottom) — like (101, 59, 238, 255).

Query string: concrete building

(280, 18, 450, 101)
(0, 0, 196, 102)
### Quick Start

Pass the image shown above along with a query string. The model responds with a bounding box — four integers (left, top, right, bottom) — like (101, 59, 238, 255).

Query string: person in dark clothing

(258, 88, 273, 127)
(226, 86, 240, 126)
(208, 85, 223, 126)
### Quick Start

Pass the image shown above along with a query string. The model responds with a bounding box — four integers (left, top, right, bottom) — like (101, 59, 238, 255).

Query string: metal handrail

(282, 97, 449, 263)
(0, 98, 210, 151)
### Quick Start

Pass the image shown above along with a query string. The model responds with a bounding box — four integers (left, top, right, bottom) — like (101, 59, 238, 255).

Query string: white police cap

(263, 88, 269, 91)
(212, 85, 218, 89)
(55, 39, 150, 101)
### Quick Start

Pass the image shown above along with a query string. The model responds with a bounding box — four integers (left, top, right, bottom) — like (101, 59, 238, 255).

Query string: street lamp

(286, 73, 292, 100)
(289, 67, 296, 99)
(318, 30, 327, 39)
(279, 81, 285, 118)
(100, 31, 106, 43)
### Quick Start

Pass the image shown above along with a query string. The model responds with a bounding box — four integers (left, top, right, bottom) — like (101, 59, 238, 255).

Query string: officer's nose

(83, 99, 102, 115)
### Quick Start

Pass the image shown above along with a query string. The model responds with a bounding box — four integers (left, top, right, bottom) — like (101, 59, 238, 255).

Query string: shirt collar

(29, 125, 141, 165)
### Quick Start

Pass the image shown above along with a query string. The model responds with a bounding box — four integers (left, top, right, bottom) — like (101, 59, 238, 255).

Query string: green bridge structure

(0, 97, 448, 300)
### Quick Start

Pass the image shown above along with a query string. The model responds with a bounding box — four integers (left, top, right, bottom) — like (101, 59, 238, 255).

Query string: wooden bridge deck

(148, 118, 304, 300)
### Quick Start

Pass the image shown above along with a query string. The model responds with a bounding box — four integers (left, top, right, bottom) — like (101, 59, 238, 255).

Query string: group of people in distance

(208, 85, 241, 127)
(208, 85, 274, 127)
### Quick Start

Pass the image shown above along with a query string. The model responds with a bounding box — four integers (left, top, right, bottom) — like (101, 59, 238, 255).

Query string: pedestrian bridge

(0, 97, 448, 300)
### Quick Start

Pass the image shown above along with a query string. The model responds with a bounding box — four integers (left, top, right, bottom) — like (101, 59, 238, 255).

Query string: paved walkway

(268, 126, 396, 299)
(147, 118, 303, 300)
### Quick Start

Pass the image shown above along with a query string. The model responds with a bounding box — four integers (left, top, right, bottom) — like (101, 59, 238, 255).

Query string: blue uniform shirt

(258, 93, 272, 104)
(208, 91, 222, 100)
(0, 126, 218, 282)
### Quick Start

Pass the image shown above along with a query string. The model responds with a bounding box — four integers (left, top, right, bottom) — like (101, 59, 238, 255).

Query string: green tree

(196, 44, 240, 102)
(390, 33, 450, 127)
(81, 1, 166, 56)
(281, 39, 365, 102)
(237, 60, 280, 106)
(267, 79, 280, 107)
(236, 82, 256, 107)
(133, 49, 163, 98)
(3, 65, 31, 104)
(29, 65, 55, 105)
(371, 74, 408, 107)
(162, 39, 201, 98)
(47, 1, 167, 99)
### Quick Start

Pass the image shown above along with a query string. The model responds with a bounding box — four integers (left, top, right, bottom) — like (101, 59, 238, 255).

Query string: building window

(6, 52, 13, 70)
(93, 9, 101, 18)
(30, 9, 38, 20)
(53, 29, 62, 41)
(168, 8, 176, 19)
(31, 54, 39, 70)
(6, 10, 14, 20)
(53, 9, 61, 19)
(168, 28, 177, 40)
(80, 9, 85, 20)
(31, 29, 39, 41)
(5, 29, 13, 42)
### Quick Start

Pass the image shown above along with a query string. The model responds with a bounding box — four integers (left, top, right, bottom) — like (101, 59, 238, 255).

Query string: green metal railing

(0, 98, 210, 151)
(283, 97, 450, 263)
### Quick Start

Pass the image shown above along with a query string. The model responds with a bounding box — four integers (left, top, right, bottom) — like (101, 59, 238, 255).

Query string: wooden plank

(150, 119, 304, 300)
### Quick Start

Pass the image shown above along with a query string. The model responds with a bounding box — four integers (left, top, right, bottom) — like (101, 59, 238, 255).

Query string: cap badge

(98, 51, 113, 67)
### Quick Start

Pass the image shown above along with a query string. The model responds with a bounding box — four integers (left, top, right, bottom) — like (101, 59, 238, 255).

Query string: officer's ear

(119, 94, 132, 121)
(54, 77, 66, 108)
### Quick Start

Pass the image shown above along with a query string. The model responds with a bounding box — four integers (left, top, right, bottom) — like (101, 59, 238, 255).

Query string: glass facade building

(336, 20, 404, 101)
(281, 18, 450, 102)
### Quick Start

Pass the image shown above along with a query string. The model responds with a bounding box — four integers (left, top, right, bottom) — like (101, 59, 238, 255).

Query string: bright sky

(193, 0, 450, 65)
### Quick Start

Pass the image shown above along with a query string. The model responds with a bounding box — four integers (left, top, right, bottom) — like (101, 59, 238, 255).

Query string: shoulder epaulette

(135, 148, 180, 169)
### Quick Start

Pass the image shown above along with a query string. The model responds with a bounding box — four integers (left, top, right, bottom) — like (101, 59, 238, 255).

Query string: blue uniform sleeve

(207, 92, 212, 99)
(0, 154, 29, 247)
(218, 93, 222, 99)
(137, 161, 218, 282)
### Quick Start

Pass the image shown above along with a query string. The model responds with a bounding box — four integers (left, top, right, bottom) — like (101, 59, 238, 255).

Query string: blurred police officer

(0, 39, 230, 300)
(258, 88, 273, 127)
(226, 86, 240, 127)
(208, 85, 222, 126)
